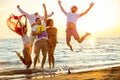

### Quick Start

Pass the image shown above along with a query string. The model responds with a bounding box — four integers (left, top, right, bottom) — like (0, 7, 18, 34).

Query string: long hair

(46, 19, 53, 27)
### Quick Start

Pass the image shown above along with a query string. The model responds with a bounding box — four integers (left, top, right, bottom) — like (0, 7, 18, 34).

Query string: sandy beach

(0, 65, 120, 80)
(31, 66, 120, 80)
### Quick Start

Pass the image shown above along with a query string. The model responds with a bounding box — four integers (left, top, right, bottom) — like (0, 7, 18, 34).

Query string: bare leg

(67, 41, 73, 51)
(23, 47, 32, 69)
(25, 54, 32, 69)
(15, 51, 26, 65)
(48, 48, 52, 68)
(34, 54, 39, 68)
(37, 56, 40, 63)
(51, 47, 55, 68)
(78, 32, 91, 43)
(52, 56, 55, 68)
(33, 41, 40, 69)
(41, 52, 47, 69)
(26, 59, 32, 69)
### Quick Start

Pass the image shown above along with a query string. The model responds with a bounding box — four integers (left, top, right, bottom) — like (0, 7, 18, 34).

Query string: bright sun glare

(76, 0, 117, 33)
(0, 0, 119, 39)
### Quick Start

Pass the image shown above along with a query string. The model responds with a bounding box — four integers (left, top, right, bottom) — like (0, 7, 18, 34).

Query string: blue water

(0, 37, 120, 72)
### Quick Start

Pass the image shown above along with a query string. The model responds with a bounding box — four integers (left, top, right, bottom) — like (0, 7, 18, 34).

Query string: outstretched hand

(90, 2, 94, 7)
(43, 3, 46, 8)
(58, 0, 61, 4)
(17, 5, 20, 8)
(51, 11, 54, 15)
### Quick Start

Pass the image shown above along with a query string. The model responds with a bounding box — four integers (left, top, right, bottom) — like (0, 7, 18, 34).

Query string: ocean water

(0, 37, 120, 72)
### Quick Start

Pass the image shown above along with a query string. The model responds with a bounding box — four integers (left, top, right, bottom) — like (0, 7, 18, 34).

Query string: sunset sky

(0, 0, 120, 39)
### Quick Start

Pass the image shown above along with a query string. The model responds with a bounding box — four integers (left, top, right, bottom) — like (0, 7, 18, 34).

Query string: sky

(0, 0, 120, 39)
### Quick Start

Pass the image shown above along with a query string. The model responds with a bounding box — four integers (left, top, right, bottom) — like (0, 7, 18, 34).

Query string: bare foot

(69, 45, 73, 51)
(26, 64, 31, 69)
(85, 32, 91, 36)
(15, 51, 21, 58)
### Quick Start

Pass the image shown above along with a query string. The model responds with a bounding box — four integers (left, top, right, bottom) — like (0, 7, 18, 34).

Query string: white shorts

(30, 34, 36, 46)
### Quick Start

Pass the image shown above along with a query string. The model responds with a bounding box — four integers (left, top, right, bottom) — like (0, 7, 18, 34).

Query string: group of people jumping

(7, 0, 94, 69)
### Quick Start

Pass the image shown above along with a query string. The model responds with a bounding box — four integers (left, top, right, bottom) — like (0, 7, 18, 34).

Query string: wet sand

(31, 66, 120, 80)
(0, 66, 120, 80)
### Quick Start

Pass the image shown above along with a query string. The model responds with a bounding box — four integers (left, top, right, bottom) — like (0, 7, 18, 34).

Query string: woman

(46, 19, 57, 68)
(15, 15, 32, 69)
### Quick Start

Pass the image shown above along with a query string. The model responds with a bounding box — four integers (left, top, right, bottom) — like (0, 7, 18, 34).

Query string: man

(32, 4, 48, 69)
(58, 0, 94, 51)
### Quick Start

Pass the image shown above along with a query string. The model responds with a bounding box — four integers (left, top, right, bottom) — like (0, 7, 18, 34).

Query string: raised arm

(43, 3, 47, 24)
(39, 11, 54, 21)
(17, 5, 30, 17)
(18, 19, 24, 37)
(80, 2, 94, 17)
(58, 0, 67, 15)
(18, 16, 27, 37)
(48, 11, 54, 18)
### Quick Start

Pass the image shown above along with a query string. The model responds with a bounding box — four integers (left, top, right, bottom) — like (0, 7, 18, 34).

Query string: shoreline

(0, 65, 120, 80)
(32, 65, 120, 80)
